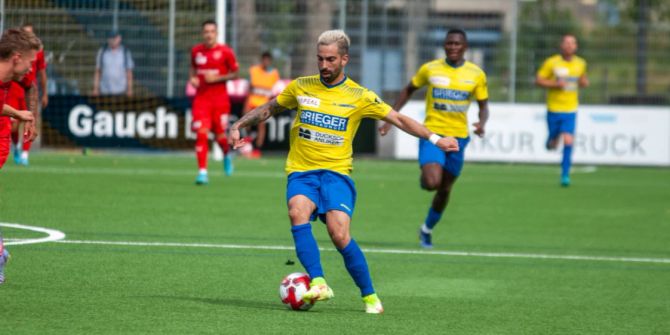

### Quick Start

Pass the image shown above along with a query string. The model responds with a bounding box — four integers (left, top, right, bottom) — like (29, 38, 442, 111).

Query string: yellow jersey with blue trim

(276, 75, 392, 175)
(411, 59, 488, 139)
(537, 54, 587, 113)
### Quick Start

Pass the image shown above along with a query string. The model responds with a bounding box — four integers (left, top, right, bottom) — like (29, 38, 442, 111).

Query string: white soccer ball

(279, 272, 315, 311)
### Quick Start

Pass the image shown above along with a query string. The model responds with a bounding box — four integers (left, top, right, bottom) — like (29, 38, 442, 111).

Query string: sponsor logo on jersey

(298, 127, 344, 146)
(429, 76, 451, 86)
(300, 110, 348, 131)
(433, 102, 469, 112)
(432, 88, 470, 101)
(333, 103, 356, 109)
(212, 51, 222, 60)
(297, 96, 320, 108)
(195, 53, 207, 65)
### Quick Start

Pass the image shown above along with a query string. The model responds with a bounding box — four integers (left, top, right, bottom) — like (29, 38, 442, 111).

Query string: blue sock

(424, 207, 443, 230)
(338, 239, 374, 297)
(562, 145, 573, 178)
(291, 224, 324, 279)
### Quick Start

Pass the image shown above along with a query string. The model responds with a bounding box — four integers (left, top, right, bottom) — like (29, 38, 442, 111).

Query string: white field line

(3, 223, 668, 265)
(50, 239, 670, 265)
(1, 164, 599, 179)
(0, 223, 66, 245)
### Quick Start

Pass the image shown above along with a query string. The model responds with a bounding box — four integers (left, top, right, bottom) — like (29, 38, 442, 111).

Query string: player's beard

(13, 68, 30, 81)
(320, 65, 342, 84)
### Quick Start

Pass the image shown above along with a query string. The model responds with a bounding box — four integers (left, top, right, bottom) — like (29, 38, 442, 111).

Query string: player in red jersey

(0, 28, 41, 284)
(1, 28, 40, 170)
(9, 23, 47, 166)
(189, 19, 239, 185)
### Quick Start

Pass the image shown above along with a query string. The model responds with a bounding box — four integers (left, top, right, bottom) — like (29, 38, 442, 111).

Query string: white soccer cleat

(363, 293, 384, 314)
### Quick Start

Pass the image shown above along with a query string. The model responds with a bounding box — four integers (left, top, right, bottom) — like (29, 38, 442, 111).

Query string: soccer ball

(279, 272, 315, 311)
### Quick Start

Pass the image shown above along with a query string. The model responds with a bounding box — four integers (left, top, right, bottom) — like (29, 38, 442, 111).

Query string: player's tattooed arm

(229, 98, 287, 149)
(26, 81, 39, 115)
(234, 98, 286, 129)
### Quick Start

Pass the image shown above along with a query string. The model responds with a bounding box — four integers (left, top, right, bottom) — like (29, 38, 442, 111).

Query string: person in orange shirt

(243, 52, 279, 157)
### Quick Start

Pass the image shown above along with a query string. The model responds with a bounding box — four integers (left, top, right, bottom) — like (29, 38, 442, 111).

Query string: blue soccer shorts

(286, 169, 357, 223)
(418, 136, 470, 177)
(547, 111, 577, 140)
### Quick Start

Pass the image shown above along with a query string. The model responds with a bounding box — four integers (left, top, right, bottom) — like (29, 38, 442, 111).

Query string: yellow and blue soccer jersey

(411, 59, 488, 138)
(276, 75, 392, 175)
(537, 54, 587, 113)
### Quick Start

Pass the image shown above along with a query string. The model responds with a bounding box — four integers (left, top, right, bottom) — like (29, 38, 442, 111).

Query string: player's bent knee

(563, 134, 574, 146)
(328, 230, 350, 248)
(421, 176, 441, 191)
(288, 207, 310, 224)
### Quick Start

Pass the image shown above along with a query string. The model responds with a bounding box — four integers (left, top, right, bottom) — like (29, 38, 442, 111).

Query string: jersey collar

(320, 74, 348, 88)
(445, 59, 465, 68)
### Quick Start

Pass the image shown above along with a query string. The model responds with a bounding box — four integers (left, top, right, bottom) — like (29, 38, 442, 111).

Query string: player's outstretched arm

(383, 110, 459, 152)
(379, 83, 419, 136)
(229, 98, 288, 149)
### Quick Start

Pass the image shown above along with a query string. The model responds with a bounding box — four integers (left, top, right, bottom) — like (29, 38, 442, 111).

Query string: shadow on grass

(139, 295, 363, 315)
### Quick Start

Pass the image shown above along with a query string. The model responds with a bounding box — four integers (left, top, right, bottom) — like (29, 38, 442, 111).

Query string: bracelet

(429, 134, 441, 145)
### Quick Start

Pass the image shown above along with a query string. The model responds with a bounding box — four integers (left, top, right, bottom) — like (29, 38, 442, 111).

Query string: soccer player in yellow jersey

(536, 34, 589, 187)
(380, 29, 489, 249)
(230, 30, 459, 314)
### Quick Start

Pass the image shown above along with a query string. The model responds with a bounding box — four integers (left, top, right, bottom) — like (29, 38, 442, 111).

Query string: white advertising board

(381, 102, 670, 166)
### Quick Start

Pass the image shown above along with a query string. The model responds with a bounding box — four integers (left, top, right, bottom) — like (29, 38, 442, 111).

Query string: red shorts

(0, 117, 10, 168)
(191, 94, 231, 134)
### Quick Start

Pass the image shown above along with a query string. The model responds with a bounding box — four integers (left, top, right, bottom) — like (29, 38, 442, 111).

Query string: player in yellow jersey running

(379, 29, 489, 249)
(536, 34, 589, 187)
(230, 30, 459, 314)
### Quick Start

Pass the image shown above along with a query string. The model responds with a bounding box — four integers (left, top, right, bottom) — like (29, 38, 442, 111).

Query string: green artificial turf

(1, 153, 668, 334)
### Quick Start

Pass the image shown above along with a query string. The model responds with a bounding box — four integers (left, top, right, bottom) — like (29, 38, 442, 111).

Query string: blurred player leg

(0, 233, 8, 284)
(10, 119, 21, 164)
(0, 136, 10, 169)
(192, 96, 211, 184)
(561, 133, 574, 187)
(20, 137, 31, 166)
(253, 120, 266, 158)
(212, 108, 233, 176)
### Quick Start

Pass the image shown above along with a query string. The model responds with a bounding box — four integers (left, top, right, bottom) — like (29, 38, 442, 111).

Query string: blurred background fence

(0, 0, 668, 156)
(2, 0, 668, 104)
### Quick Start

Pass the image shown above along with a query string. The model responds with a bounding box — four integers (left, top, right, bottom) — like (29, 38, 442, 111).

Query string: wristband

(429, 134, 441, 145)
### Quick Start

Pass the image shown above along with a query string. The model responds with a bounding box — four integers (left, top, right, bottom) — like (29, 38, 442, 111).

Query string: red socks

(195, 132, 208, 170)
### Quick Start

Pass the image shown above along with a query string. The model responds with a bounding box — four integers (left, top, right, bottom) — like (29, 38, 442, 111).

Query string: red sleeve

(190, 46, 197, 68)
(19, 74, 33, 89)
(226, 47, 239, 73)
(36, 50, 46, 71)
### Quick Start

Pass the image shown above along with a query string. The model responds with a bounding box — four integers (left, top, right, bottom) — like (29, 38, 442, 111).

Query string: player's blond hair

(0, 28, 42, 60)
(317, 30, 350, 55)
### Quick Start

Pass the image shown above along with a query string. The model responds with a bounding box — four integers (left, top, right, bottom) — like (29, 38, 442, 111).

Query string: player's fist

(203, 73, 219, 84)
(472, 122, 485, 137)
(228, 126, 245, 150)
(23, 120, 38, 142)
(189, 76, 200, 88)
(436, 136, 459, 152)
(378, 122, 393, 136)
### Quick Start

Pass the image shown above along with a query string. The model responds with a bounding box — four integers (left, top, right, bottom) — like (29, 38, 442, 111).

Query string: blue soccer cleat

(223, 155, 234, 176)
(195, 171, 209, 185)
(0, 248, 9, 284)
(20, 155, 29, 166)
(12, 146, 21, 164)
(419, 228, 433, 249)
(560, 175, 570, 187)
